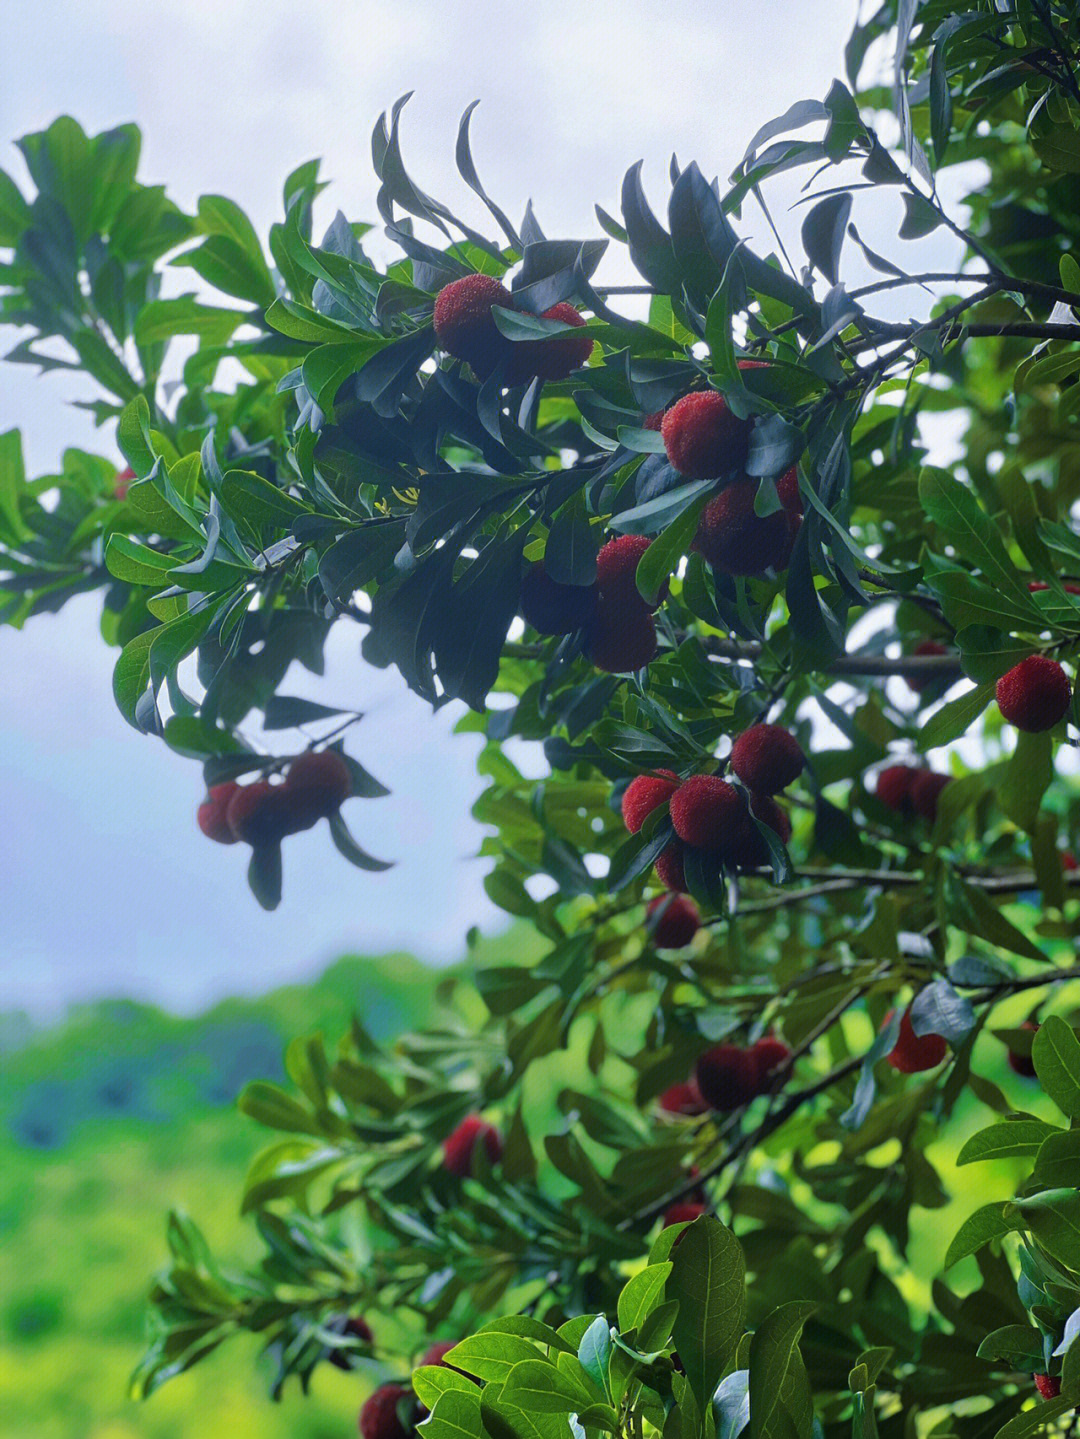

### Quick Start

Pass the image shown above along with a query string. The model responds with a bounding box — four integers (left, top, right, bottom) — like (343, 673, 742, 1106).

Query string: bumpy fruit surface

(776, 466, 801, 516)
(359, 1383, 414, 1439)
(695, 1045, 761, 1111)
(197, 783, 241, 844)
(643, 410, 666, 431)
(595, 534, 667, 611)
(904, 639, 950, 695)
(226, 781, 292, 847)
(729, 724, 805, 796)
(443, 1114, 503, 1177)
(661, 390, 750, 478)
(670, 775, 744, 854)
(507, 301, 593, 383)
(694, 482, 791, 575)
(433, 274, 513, 376)
(664, 1202, 706, 1226)
(285, 750, 352, 827)
(519, 563, 598, 635)
(910, 769, 951, 823)
(1034, 1374, 1062, 1400)
(622, 770, 679, 834)
(588, 597, 657, 672)
(996, 655, 1071, 732)
(752, 1036, 791, 1086)
(646, 894, 701, 949)
(886, 1007, 947, 1073)
(658, 1080, 707, 1116)
(654, 843, 686, 892)
(1007, 1020, 1039, 1078)
(875, 764, 917, 813)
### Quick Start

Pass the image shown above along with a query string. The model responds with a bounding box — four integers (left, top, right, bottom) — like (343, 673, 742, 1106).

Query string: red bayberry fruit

(662, 390, 750, 479)
(359, 1383, 414, 1439)
(197, 783, 241, 844)
(776, 467, 801, 516)
(443, 1115, 502, 1177)
(886, 1007, 947, 1073)
(329, 1315, 375, 1369)
(729, 724, 805, 796)
(433, 274, 513, 377)
(905, 639, 950, 695)
(996, 655, 1071, 732)
(622, 770, 680, 834)
(1034, 1374, 1062, 1400)
(114, 466, 135, 500)
(1029, 580, 1080, 596)
(664, 1202, 706, 1226)
(519, 563, 598, 635)
(1007, 1020, 1039, 1078)
(654, 843, 686, 892)
(695, 1045, 761, 1111)
(508, 301, 593, 383)
(1064, 851, 1079, 873)
(226, 781, 292, 847)
(643, 410, 666, 431)
(595, 534, 668, 611)
(875, 764, 918, 813)
(588, 597, 658, 672)
(752, 1036, 791, 1087)
(740, 793, 792, 868)
(418, 1340, 458, 1369)
(646, 894, 701, 949)
(910, 769, 951, 823)
(693, 482, 791, 576)
(658, 1080, 707, 1116)
(284, 750, 352, 829)
(669, 775, 744, 853)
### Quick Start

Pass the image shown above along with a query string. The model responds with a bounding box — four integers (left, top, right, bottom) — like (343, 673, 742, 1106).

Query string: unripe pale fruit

(695, 1044, 761, 1111)
(904, 639, 950, 695)
(595, 534, 667, 611)
(664, 1201, 706, 1226)
(661, 390, 750, 479)
(433, 274, 513, 377)
(197, 783, 241, 844)
(669, 775, 743, 853)
(875, 764, 917, 813)
(996, 655, 1071, 732)
(114, 466, 135, 500)
(622, 770, 679, 834)
(752, 1036, 791, 1086)
(646, 894, 700, 949)
(729, 724, 805, 796)
(658, 1080, 707, 1116)
(909, 769, 951, 823)
(1035, 1374, 1062, 1400)
(693, 482, 791, 576)
(419, 1340, 458, 1369)
(654, 843, 686, 892)
(507, 301, 593, 383)
(285, 750, 352, 828)
(359, 1383, 414, 1439)
(1007, 1020, 1039, 1078)
(226, 781, 292, 847)
(588, 597, 657, 673)
(886, 1007, 947, 1073)
(443, 1114, 502, 1177)
(519, 563, 598, 636)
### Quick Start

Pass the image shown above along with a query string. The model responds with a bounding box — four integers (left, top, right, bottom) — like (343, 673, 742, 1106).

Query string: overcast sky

(1, 1, 891, 1018)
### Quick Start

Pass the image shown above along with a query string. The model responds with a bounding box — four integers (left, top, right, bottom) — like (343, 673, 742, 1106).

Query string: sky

(0, 0, 896, 1019)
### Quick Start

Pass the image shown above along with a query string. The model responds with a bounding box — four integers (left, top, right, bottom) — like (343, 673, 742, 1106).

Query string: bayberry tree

(5, 1, 1080, 1434)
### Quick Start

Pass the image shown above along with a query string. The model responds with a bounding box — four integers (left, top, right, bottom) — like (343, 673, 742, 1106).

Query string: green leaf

(617, 1263, 672, 1334)
(1033, 1131, 1080, 1191)
(237, 1081, 319, 1135)
(994, 1395, 1076, 1437)
(998, 730, 1054, 834)
(327, 811, 394, 872)
(500, 1358, 597, 1414)
(412, 1365, 479, 1412)
(976, 1326, 1047, 1369)
(919, 469, 1039, 615)
(635, 496, 708, 607)
(134, 296, 247, 346)
(669, 1216, 746, 1410)
(1006, 1189, 1080, 1274)
(944, 1204, 1015, 1269)
(919, 682, 995, 747)
(748, 1301, 816, 1439)
(0, 429, 31, 544)
(418, 1387, 484, 1439)
(956, 1120, 1062, 1166)
(545, 494, 598, 587)
(442, 1334, 547, 1384)
(1033, 1017, 1080, 1119)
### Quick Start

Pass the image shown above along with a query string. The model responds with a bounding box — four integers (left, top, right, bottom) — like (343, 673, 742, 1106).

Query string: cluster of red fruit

(622, 723, 804, 893)
(874, 763, 952, 823)
(197, 750, 352, 849)
(519, 533, 668, 672)
(660, 1034, 792, 1121)
(433, 274, 593, 383)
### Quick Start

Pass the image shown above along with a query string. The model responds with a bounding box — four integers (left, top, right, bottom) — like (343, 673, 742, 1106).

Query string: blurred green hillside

(0, 928, 544, 1439)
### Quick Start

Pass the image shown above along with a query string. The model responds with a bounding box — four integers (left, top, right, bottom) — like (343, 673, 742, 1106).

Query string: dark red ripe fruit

(910, 770, 951, 823)
(752, 1036, 791, 1087)
(740, 794, 792, 869)
(643, 410, 666, 432)
(595, 534, 667, 611)
(519, 563, 598, 636)
(1064, 851, 1079, 873)
(433, 274, 513, 377)
(658, 1080, 707, 1116)
(114, 466, 136, 500)
(664, 1202, 706, 1227)
(694, 482, 791, 576)
(654, 843, 686, 892)
(646, 894, 701, 949)
(1035, 1374, 1061, 1400)
(226, 781, 292, 847)
(329, 1315, 375, 1369)
(359, 1383, 413, 1439)
(197, 783, 241, 844)
(1030, 580, 1080, 596)
(662, 390, 750, 479)
(776, 467, 801, 516)
(622, 770, 679, 834)
(1007, 1020, 1039, 1078)
(886, 1007, 947, 1073)
(876, 765, 917, 813)
(905, 639, 950, 695)
(443, 1114, 502, 1177)
(285, 750, 352, 828)
(588, 597, 657, 673)
(996, 655, 1072, 732)
(695, 1045, 761, 1111)
(519, 302, 593, 382)
(729, 724, 805, 796)
(670, 775, 743, 853)
(419, 1340, 458, 1369)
